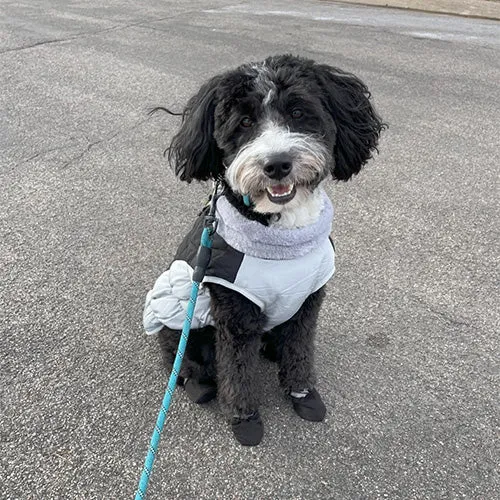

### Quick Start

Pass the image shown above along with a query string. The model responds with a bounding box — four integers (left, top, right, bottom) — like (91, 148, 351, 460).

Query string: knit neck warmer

(215, 190, 334, 260)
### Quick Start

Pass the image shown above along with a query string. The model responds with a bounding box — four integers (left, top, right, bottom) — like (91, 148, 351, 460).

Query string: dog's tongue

(269, 184, 291, 195)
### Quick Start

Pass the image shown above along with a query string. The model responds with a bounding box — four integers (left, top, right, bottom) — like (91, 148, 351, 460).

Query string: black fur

(168, 75, 225, 182)
(312, 63, 385, 180)
(265, 287, 325, 393)
(208, 283, 266, 416)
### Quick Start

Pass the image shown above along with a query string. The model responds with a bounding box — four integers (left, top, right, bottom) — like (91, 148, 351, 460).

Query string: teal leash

(134, 182, 220, 500)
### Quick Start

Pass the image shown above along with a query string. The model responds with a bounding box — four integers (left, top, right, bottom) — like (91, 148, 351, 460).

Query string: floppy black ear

(314, 64, 386, 181)
(168, 75, 224, 182)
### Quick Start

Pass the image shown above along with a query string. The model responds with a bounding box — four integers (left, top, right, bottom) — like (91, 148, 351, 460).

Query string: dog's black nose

(263, 160, 292, 180)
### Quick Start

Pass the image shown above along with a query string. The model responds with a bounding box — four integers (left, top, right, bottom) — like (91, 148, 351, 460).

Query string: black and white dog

(144, 55, 384, 446)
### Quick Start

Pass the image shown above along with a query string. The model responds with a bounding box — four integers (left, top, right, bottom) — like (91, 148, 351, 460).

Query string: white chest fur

(271, 188, 324, 229)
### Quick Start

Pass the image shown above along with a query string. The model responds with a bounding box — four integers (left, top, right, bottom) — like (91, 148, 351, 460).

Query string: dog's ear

(168, 75, 224, 182)
(313, 64, 386, 181)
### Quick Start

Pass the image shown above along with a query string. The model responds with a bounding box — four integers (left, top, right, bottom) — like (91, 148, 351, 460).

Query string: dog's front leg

(276, 286, 327, 422)
(207, 283, 266, 445)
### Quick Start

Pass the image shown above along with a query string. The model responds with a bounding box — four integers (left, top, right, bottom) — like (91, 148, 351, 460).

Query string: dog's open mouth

(265, 183, 297, 204)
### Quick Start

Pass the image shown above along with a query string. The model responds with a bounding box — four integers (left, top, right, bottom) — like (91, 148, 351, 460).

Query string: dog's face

(168, 55, 384, 215)
(213, 64, 335, 214)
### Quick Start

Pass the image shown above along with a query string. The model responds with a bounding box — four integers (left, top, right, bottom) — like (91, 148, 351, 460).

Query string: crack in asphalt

(61, 116, 150, 169)
(14, 117, 150, 169)
(21, 143, 79, 164)
(408, 293, 473, 329)
(0, 12, 195, 55)
(0, 24, 126, 54)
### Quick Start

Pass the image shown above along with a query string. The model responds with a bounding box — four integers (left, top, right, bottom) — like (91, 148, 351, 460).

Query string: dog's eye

(240, 117, 253, 128)
(291, 109, 303, 119)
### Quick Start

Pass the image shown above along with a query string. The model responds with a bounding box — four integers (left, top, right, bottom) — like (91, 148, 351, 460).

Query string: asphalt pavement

(1, 1, 499, 499)
(331, 0, 500, 21)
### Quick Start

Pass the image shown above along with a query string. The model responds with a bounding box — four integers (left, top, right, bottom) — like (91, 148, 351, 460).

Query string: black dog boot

(231, 410, 264, 446)
(291, 388, 326, 422)
(183, 378, 217, 404)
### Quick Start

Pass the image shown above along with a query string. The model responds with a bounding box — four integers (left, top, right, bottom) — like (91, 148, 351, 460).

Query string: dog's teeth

(266, 184, 294, 197)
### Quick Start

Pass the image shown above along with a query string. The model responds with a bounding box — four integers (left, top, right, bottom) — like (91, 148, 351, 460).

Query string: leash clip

(204, 215, 218, 236)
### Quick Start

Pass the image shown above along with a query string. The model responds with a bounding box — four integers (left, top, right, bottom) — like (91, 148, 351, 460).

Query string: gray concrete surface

(329, 0, 500, 21)
(1, 1, 499, 499)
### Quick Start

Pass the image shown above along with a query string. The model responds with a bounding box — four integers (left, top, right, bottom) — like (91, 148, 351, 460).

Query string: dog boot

(231, 410, 264, 446)
(291, 388, 326, 422)
(183, 378, 217, 404)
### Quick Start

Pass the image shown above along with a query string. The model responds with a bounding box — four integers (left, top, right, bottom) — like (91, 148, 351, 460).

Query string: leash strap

(135, 182, 220, 499)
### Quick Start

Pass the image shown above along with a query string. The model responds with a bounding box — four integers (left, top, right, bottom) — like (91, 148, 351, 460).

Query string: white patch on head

(263, 88, 275, 106)
(248, 62, 276, 110)
(253, 63, 274, 92)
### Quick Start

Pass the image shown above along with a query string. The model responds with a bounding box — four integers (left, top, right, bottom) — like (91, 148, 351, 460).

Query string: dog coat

(143, 190, 335, 334)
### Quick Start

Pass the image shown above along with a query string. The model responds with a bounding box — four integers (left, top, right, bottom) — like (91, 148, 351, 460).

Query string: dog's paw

(230, 410, 264, 446)
(291, 388, 326, 422)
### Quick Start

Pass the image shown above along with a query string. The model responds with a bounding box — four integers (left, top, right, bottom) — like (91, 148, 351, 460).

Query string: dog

(144, 55, 385, 446)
